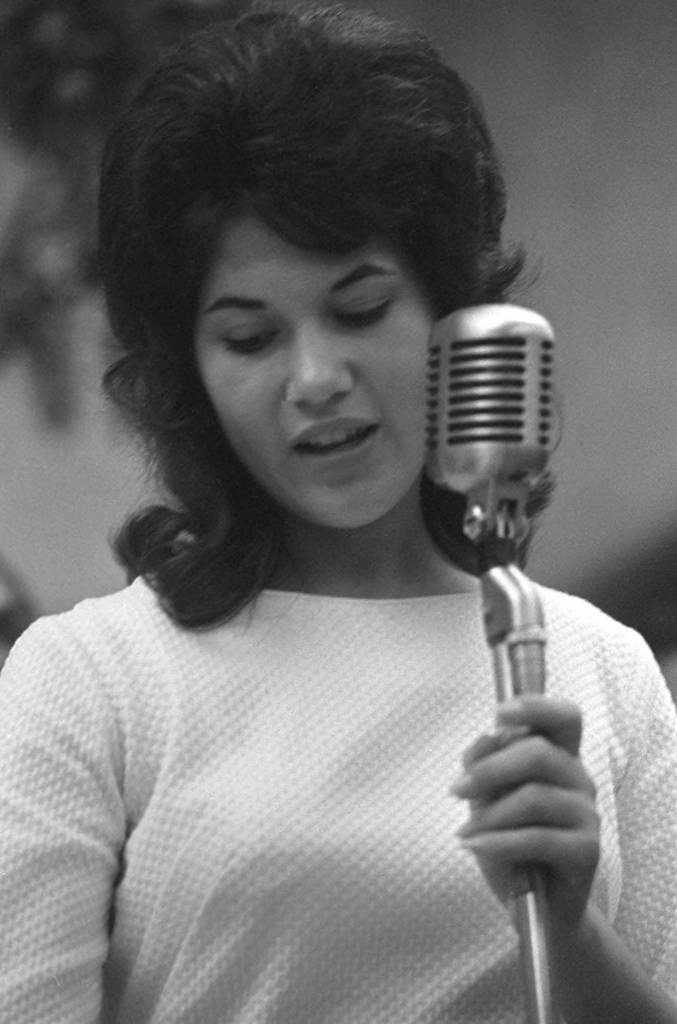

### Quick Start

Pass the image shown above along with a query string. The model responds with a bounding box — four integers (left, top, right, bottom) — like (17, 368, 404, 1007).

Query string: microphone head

(425, 304, 555, 497)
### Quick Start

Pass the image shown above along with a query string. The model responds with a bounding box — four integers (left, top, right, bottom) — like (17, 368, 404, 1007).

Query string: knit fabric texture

(1, 578, 676, 1023)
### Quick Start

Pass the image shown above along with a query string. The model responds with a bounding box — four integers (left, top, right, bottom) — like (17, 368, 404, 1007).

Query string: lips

(292, 419, 378, 455)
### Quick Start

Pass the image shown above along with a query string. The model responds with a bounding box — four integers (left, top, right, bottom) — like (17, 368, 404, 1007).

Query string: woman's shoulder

(20, 574, 163, 638)
(537, 584, 654, 661)
(536, 584, 674, 730)
(57, 574, 168, 637)
(3, 576, 180, 683)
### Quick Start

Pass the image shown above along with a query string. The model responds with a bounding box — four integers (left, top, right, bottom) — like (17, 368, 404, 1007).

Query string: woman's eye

(222, 329, 277, 355)
(335, 300, 390, 328)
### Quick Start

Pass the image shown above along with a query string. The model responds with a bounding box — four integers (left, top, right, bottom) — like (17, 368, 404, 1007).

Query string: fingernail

(458, 835, 487, 851)
(450, 773, 473, 797)
(492, 724, 531, 748)
(496, 699, 527, 719)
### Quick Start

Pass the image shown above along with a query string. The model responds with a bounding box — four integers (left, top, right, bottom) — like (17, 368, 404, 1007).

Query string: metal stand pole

(480, 563, 559, 1024)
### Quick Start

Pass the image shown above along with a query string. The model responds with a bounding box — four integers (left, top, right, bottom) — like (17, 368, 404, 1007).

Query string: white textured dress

(1, 578, 676, 1022)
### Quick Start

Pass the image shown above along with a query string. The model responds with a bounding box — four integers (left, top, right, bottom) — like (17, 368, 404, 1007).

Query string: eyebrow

(202, 262, 396, 315)
(331, 262, 396, 292)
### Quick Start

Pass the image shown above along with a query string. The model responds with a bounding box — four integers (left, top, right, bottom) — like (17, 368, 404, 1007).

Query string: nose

(284, 326, 353, 407)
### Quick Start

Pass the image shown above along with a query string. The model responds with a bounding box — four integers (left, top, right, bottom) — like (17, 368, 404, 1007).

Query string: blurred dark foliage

(0, 0, 251, 426)
(0, 551, 37, 666)
(584, 526, 677, 661)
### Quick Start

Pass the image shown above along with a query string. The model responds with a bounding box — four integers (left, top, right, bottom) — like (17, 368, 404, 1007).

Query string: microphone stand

(467, 491, 559, 1024)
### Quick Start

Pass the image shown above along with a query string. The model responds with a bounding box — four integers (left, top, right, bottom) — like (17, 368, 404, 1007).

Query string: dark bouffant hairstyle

(99, 1, 548, 626)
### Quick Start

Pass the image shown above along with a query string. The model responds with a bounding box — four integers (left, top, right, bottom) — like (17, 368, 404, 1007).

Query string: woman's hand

(452, 695, 600, 936)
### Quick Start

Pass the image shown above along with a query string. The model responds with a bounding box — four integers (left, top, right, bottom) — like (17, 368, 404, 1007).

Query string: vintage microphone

(425, 304, 559, 1024)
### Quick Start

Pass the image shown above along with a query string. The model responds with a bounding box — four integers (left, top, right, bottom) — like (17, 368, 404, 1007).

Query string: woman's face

(193, 215, 434, 531)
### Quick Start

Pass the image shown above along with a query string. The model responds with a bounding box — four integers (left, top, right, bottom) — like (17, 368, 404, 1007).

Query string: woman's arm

(452, 695, 677, 1023)
(549, 902, 677, 1024)
(0, 619, 125, 1022)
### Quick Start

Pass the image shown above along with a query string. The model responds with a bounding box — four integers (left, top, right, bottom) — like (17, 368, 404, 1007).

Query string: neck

(270, 501, 478, 600)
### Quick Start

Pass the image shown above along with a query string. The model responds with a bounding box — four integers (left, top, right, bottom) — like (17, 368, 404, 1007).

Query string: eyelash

(221, 300, 391, 355)
(334, 300, 390, 328)
(223, 331, 277, 356)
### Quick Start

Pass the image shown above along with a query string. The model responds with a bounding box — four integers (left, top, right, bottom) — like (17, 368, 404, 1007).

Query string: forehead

(200, 214, 402, 304)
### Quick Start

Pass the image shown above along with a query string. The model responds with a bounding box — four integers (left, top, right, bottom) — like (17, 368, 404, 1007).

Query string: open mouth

(295, 424, 378, 456)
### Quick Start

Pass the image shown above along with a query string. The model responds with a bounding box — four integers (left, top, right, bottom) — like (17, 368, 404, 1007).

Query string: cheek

(198, 353, 267, 437)
(204, 379, 283, 485)
(211, 390, 263, 455)
(377, 326, 430, 422)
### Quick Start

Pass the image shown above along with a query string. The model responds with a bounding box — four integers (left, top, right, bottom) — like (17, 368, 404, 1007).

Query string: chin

(302, 491, 415, 531)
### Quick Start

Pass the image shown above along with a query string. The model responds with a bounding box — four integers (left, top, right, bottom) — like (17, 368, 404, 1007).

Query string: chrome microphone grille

(444, 335, 553, 446)
(425, 305, 555, 494)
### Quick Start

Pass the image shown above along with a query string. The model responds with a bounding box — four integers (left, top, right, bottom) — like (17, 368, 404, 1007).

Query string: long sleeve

(542, 589, 677, 998)
(0, 618, 126, 1023)
(610, 637, 677, 995)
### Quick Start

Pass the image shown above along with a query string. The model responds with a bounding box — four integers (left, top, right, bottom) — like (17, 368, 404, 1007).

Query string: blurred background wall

(1, 0, 676, 689)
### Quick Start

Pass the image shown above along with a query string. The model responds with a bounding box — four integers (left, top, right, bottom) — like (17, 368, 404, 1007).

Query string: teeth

(299, 425, 371, 450)
(314, 427, 361, 446)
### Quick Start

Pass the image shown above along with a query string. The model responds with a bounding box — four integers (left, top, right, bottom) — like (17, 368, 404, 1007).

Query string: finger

(461, 724, 532, 770)
(496, 695, 583, 756)
(457, 783, 598, 838)
(452, 734, 596, 801)
(459, 825, 600, 886)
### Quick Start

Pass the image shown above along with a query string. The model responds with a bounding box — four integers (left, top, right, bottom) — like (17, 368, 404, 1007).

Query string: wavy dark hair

(99, 0, 550, 626)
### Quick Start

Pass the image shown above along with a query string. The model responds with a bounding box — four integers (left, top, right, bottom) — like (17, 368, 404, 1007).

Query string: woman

(1, 4, 676, 1022)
